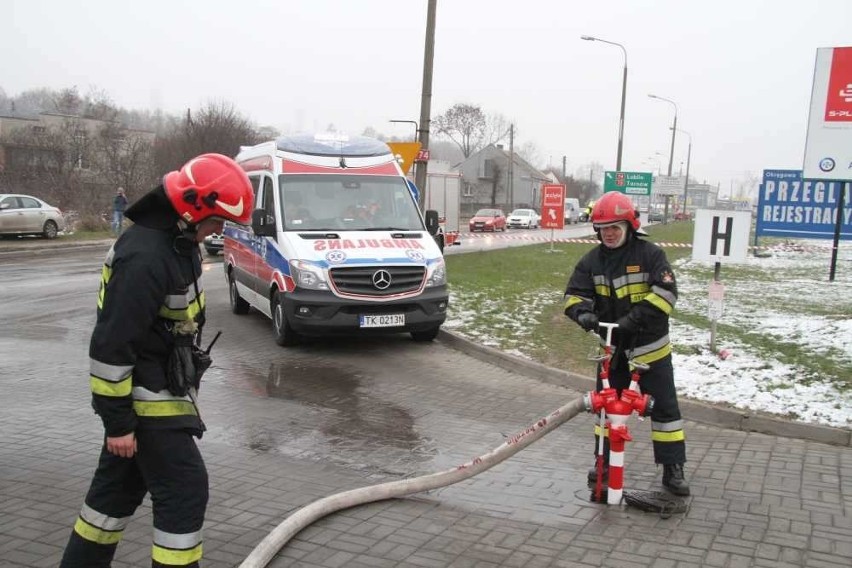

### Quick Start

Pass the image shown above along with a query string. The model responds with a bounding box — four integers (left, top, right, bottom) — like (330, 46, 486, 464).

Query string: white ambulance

(222, 133, 448, 346)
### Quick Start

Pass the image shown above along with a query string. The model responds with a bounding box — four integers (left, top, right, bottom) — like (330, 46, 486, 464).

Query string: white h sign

(692, 210, 751, 264)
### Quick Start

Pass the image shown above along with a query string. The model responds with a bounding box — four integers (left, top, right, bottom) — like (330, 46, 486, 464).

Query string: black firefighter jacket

(563, 234, 677, 365)
(88, 187, 205, 437)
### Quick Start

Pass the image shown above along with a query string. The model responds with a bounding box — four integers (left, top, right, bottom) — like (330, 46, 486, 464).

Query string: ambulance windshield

(279, 174, 424, 232)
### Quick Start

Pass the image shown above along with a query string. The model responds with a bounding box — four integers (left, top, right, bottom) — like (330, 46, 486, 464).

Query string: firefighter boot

(662, 463, 690, 496)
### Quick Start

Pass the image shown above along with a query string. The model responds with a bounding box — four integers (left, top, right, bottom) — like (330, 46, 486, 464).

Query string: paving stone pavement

(1, 246, 851, 567)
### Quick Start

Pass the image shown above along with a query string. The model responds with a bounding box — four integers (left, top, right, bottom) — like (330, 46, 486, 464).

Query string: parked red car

(469, 208, 506, 232)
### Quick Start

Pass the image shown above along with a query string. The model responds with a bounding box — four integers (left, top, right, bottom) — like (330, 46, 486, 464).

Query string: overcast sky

(4, 0, 851, 195)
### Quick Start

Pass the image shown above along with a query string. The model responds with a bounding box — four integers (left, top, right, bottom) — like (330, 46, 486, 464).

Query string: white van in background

(564, 197, 580, 224)
(222, 133, 449, 346)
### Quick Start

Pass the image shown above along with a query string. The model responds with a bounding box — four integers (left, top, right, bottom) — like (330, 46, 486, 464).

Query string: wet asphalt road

(4, 243, 852, 567)
(0, 244, 593, 480)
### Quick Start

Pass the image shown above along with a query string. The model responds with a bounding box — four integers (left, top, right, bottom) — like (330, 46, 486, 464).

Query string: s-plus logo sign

(825, 47, 852, 121)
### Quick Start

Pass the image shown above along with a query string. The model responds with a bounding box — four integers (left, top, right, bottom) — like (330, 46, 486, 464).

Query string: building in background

(455, 144, 550, 216)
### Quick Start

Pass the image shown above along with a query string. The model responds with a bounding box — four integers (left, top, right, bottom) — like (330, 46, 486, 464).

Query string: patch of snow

(446, 241, 852, 430)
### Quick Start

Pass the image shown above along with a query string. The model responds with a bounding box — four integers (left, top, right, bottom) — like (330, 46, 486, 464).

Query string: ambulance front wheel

(229, 272, 250, 315)
(411, 326, 440, 342)
(272, 292, 300, 346)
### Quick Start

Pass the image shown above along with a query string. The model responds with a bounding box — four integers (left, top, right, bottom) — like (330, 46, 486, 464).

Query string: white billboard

(802, 46, 852, 180)
(653, 175, 685, 196)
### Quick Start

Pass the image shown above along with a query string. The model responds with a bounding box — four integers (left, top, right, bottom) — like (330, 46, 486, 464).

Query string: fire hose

(239, 395, 587, 568)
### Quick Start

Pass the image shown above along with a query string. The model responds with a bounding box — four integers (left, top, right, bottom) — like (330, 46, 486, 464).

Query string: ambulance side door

(230, 174, 261, 305)
(251, 174, 278, 300)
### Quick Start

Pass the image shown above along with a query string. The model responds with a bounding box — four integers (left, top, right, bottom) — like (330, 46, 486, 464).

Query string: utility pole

(562, 155, 567, 180)
(509, 124, 515, 207)
(414, 0, 437, 209)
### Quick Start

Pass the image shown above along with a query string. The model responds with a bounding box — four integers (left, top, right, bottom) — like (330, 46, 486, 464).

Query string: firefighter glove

(577, 312, 599, 332)
(616, 314, 639, 335)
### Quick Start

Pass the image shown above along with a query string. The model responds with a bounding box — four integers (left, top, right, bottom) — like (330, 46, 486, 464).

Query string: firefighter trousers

(593, 353, 686, 465)
(60, 428, 208, 568)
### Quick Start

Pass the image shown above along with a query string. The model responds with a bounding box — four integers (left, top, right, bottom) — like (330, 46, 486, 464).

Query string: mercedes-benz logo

(372, 270, 392, 290)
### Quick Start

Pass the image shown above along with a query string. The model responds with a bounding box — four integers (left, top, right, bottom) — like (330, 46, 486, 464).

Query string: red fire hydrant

(584, 388, 654, 504)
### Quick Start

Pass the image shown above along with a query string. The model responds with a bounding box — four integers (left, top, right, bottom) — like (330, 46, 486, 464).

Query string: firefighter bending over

(60, 154, 254, 567)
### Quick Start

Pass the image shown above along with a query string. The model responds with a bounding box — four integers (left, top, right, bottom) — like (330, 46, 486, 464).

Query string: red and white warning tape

(460, 232, 847, 252)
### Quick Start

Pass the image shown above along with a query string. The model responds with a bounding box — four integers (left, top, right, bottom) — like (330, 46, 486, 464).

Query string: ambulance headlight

(426, 259, 446, 287)
(289, 260, 329, 290)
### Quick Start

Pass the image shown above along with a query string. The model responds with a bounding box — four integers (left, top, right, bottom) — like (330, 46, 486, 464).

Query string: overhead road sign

(604, 171, 652, 195)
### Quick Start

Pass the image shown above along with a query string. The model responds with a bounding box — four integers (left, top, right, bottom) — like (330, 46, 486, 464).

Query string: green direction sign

(604, 171, 653, 196)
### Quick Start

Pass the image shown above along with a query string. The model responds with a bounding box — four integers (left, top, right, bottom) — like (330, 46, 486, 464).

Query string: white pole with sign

(691, 210, 751, 352)
(802, 46, 852, 282)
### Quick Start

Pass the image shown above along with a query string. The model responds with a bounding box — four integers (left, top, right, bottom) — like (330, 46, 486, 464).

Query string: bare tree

(94, 121, 156, 202)
(53, 87, 84, 115)
(153, 101, 261, 173)
(517, 140, 543, 170)
(9, 87, 57, 115)
(483, 113, 512, 147)
(574, 161, 605, 189)
(732, 171, 760, 201)
(487, 160, 505, 207)
(432, 103, 486, 158)
(0, 119, 90, 211)
(83, 87, 119, 122)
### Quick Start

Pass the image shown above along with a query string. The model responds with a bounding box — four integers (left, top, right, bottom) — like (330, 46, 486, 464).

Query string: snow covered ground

(445, 241, 852, 430)
(671, 244, 852, 429)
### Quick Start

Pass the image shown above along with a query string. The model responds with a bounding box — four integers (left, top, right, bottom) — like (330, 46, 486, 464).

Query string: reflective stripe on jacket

(89, 224, 205, 436)
(563, 236, 677, 364)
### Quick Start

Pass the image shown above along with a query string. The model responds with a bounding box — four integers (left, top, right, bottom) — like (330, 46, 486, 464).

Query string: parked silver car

(0, 193, 66, 239)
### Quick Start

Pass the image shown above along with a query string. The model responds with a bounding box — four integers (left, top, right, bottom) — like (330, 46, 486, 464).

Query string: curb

(0, 238, 114, 257)
(437, 329, 852, 447)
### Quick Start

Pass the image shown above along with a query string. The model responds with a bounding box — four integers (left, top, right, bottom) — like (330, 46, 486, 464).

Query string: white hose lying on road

(240, 395, 587, 568)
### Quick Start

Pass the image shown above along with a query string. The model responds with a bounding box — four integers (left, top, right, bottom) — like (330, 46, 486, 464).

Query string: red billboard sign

(540, 184, 565, 230)
(824, 46, 852, 122)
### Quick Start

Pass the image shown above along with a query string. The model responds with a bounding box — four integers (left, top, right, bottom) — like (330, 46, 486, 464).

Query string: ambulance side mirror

(251, 208, 276, 237)
(424, 209, 439, 235)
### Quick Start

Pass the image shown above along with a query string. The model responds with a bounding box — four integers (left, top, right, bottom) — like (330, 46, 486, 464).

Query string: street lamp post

(647, 94, 677, 176)
(389, 119, 418, 141)
(672, 127, 692, 217)
(581, 35, 627, 171)
(649, 94, 679, 224)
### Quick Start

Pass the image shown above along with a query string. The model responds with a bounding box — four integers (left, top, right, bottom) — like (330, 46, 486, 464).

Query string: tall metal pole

(581, 36, 627, 171)
(415, 0, 437, 209)
(508, 123, 514, 209)
(648, 95, 678, 224)
(617, 60, 627, 171)
(648, 94, 678, 176)
(668, 112, 677, 176)
(682, 138, 692, 213)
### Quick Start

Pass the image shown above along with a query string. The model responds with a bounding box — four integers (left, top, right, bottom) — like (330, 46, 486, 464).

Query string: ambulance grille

(329, 266, 426, 296)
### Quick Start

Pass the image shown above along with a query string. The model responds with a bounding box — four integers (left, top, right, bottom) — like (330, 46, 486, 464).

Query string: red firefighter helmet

(590, 191, 641, 231)
(163, 153, 254, 225)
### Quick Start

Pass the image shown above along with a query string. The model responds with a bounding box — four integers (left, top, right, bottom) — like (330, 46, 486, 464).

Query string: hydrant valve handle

(598, 321, 619, 347)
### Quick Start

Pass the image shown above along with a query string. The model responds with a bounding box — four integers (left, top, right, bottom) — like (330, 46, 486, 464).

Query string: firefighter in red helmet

(563, 191, 690, 496)
(60, 154, 254, 567)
